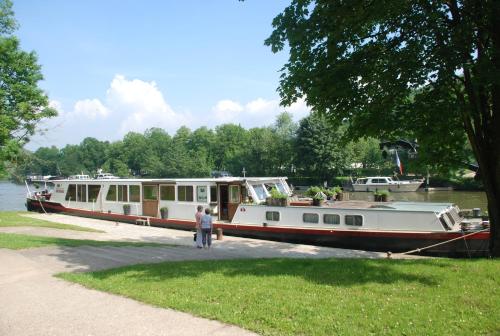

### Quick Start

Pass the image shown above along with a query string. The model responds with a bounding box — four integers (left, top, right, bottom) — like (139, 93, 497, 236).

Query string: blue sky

(13, 0, 310, 150)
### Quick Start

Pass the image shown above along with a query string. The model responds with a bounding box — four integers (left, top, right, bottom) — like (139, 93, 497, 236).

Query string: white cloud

(210, 97, 311, 128)
(73, 98, 110, 119)
(212, 99, 244, 123)
(105, 75, 191, 134)
(27, 75, 312, 151)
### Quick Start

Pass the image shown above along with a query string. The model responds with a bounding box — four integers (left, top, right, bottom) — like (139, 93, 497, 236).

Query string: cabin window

(106, 185, 117, 201)
(439, 215, 450, 230)
(229, 185, 240, 203)
(266, 211, 280, 221)
(160, 185, 175, 201)
(88, 185, 101, 202)
(323, 214, 340, 225)
(210, 186, 217, 203)
(117, 185, 128, 202)
(445, 212, 455, 226)
(345, 215, 363, 226)
(76, 184, 86, 202)
(252, 184, 267, 200)
(178, 186, 194, 202)
(303, 213, 319, 224)
(275, 182, 286, 194)
(129, 185, 140, 202)
(197, 186, 208, 202)
(143, 185, 158, 200)
(65, 184, 76, 201)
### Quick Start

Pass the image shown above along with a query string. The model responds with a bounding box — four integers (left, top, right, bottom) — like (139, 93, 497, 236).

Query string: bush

(305, 186, 323, 198)
(270, 187, 288, 199)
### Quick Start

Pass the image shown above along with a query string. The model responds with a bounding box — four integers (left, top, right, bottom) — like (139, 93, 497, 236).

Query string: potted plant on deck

(160, 207, 168, 219)
(332, 186, 343, 201)
(312, 192, 326, 206)
(267, 187, 289, 206)
(123, 204, 131, 215)
(374, 190, 390, 202)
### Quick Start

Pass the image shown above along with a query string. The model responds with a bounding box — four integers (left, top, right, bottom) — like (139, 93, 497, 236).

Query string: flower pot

(160, 208, 168, 219)
(312, 198, 322, 206)
(336, 193, 344, 201)
(123, 204, 131, 215)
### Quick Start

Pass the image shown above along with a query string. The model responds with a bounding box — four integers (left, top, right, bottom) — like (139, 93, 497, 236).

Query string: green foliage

(0, 232, 172, 250)
(0, 211, 101, 232)
(373, 189, 390, 197)
(270, 187, 287, 199)
(294, 113, 351, 180)
(0, 0, 56, 173)
(58, 258, 500, 336)
(305, 186, 322, 198)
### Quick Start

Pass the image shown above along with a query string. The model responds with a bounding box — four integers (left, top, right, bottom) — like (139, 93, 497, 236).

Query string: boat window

(357, 179, 367, 184)
(129, 185, 140, 202)
(323, 214, 340, 225)
(210, 186, 217, 203)
(178, 185, 194, 202)
(117, 185, 128, 202)
(266, 211, 280, 221)
(88, 185, 101, 202)
(275, 182, 286, 194)
(197, 186, 208, 202)
(160, 185, 175, 201)
(345, 215, 363, 226)
(439, 215, 451, 230)
(106, 185, 117, 201)
(65, 184, 76, 201)
(252, 184, 267, 200)
(229, 185, 240, 203)
(303, 213, 319, 224)
(143, 185, 158, 200)
(76, 184, 86, 202)
(445, 212, 455, 226)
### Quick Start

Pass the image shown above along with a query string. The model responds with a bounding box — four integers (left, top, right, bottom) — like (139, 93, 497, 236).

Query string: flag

(395, 151, 403, 175)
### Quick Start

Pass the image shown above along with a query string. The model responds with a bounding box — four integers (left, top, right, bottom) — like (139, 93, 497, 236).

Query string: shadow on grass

(85, 257, 446, 287)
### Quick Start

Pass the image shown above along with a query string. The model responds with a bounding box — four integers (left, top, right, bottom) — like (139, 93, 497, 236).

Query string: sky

(12, 0, 311, 150)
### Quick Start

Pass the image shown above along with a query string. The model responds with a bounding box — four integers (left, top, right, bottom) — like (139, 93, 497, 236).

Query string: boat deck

(292, 200, 453, 212)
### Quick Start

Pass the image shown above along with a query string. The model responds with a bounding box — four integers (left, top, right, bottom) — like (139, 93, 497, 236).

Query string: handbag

(193, 232, 197, 241)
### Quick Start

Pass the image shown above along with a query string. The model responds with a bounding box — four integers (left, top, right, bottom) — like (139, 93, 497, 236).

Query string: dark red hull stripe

(26, 199, 490, 256)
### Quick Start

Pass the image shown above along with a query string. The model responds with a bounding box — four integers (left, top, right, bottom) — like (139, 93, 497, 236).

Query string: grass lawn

(0, 232, 173, 250)
(0, 211, 102, 232)
(58, 258, 500, 336)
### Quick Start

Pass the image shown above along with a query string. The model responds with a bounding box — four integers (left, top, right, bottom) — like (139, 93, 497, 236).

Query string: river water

(0, 181, 489, 213)
(0, 181, 29, 211)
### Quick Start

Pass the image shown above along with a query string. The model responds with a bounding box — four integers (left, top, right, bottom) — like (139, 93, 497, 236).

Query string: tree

(266, 0, 500, 256)
(295, 113, 351, 180)
(0, 0, 56, 174)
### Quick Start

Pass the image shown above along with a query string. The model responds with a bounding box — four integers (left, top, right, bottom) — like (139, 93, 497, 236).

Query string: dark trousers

(201, 228, 212, 247)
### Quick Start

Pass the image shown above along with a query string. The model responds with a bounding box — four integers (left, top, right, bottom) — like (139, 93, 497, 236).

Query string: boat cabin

(49, 177, 291, 222)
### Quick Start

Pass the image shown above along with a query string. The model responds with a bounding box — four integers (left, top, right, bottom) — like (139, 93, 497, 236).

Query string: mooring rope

(397, 228, 489, 256)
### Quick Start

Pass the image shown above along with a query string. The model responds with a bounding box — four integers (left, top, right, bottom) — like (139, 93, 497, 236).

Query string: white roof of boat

(49, 176, 287, 183)
(373, 201, 453, 212)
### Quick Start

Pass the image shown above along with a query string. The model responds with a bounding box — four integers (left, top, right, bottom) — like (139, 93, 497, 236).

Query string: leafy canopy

(0, 0, 56, 173)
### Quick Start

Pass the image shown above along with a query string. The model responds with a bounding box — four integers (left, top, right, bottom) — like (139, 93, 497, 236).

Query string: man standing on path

(200, 208, 213, 249)
(195, 205, 203, 248)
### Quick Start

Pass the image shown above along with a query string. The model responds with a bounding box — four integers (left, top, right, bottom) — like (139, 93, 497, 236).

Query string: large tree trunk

(478, 149, 500, 257)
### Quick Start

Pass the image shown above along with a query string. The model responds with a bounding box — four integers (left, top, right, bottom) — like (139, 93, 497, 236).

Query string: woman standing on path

(200, 208, 213, 249)
(194, 205, 203, 248)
